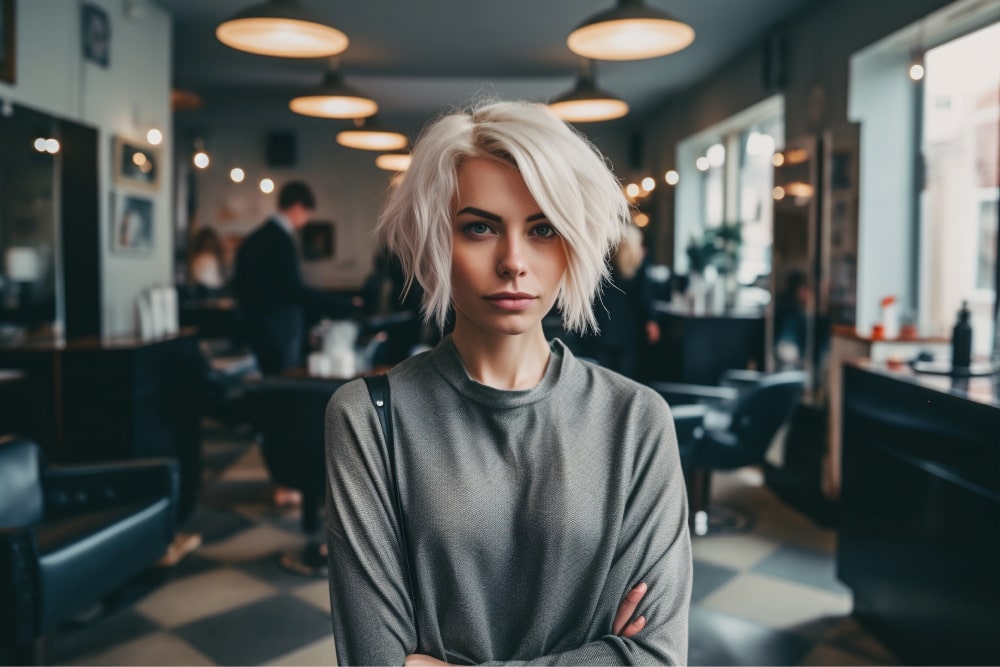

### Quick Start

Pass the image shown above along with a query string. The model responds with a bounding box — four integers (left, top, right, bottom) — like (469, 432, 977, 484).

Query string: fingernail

(636, 582, 647, 593)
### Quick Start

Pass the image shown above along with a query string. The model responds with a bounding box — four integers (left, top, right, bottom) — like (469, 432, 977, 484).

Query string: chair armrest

(720, 369, 766, 392)
(670, 404, 708, 444)
(42, 458, 179, 522)
(0, 526, 41, 645)
(648, 381, 738, 405)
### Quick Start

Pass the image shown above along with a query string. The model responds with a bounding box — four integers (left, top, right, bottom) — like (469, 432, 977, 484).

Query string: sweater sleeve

(491, 395, 692, 666)
(325, 379, 416, 666)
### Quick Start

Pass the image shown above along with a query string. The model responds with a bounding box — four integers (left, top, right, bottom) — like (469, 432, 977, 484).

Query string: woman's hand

(404, 583, 649, 664)
(613, 582, 648, 637)
(405, 654, 449, 666)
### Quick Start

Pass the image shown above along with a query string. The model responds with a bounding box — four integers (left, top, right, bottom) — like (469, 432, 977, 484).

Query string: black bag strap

(363, 374, 420, 641)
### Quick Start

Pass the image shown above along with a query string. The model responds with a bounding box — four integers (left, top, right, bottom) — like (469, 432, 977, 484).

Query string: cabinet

(838, 363, 1000, 665)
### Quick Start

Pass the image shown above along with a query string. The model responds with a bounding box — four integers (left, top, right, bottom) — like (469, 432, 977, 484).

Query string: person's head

(191, 226, 223, 257)
(278, 181, 316, 229)
(613, 224, 645, 280)
(376, 100, 631, 334)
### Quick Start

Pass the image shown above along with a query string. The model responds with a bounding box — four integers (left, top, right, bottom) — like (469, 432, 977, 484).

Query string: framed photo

(113, 136, 161, 191)
(81, 3, 110, 68)
(0, 0, 15, 84)
(301, 221, 335, 261)
(112, 193, 154, 254)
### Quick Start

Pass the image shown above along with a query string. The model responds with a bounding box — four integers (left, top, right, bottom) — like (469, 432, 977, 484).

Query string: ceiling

(154, 0, 821, 128)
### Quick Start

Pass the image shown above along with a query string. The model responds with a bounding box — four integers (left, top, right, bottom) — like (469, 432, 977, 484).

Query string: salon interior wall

(0, 0, 172, 338)
(174, 102, 632, 291)
(636, 0, 956, 305)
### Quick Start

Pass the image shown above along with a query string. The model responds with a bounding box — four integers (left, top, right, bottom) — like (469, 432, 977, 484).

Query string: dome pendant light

(336, 116, 408, 151)
(548, 60, 629, 123)
(568, 0, 694, 61)
(217, 0, 348, 58)
(290, 58, 378, 119)
(375, 152, 412, 172)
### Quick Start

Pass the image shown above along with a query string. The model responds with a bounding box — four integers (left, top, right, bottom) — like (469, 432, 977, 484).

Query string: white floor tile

(692, 532, 781, 570)
(135, 568, 278, 628)
(293, 580, 333, 614)
(700, 571, 852, 632)
(266, 636, 338, 666)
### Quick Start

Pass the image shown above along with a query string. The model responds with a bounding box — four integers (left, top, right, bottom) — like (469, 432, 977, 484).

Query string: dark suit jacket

(234, 219, 353, 373)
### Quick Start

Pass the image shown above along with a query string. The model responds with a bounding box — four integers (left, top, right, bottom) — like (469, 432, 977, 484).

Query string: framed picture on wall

(112, 193, 154, 254)
(113, 136, 161, 191)
(81, 2, 110, 68)
(0, 0, 15, 84)
(301, 221, 335, 261)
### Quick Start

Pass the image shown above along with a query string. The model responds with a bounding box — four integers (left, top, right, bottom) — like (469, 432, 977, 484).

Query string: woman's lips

(485, 293, 536, 311)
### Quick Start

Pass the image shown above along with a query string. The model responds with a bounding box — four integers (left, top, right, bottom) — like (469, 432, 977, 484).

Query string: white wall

(0, 0, 172, 337)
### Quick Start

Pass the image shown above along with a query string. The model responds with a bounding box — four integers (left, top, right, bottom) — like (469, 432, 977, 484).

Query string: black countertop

(847, 358, 1000, 410)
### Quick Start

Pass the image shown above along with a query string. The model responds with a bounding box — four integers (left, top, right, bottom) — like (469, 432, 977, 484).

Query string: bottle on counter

(881, 295, 900, 339)
(951, 301, 973, 371)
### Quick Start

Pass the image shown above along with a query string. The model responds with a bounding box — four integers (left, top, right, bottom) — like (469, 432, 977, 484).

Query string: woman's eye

(463, 222, 492, 235)
(532, 223, 557, 238)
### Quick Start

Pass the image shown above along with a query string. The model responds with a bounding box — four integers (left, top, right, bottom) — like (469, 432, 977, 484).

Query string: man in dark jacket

(234, 181, 358, 374)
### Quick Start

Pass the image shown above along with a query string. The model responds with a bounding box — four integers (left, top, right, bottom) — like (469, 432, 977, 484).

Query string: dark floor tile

(175, 594, 331, 665)
(236, 553, 328, 591)
(199, 479, 271, 508)
(692, 559, 739, 604)
(48, 610, 159, 665)
(182, 505, 258, 544)
(688, 607, 813, 666)
(751, 544, 849, 595)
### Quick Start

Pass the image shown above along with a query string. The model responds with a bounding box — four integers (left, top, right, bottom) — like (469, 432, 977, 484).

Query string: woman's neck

(450, 325, 551, 390)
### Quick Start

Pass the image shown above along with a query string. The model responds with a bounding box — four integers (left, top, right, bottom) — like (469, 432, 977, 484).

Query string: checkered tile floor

(48, 426, 899, 666)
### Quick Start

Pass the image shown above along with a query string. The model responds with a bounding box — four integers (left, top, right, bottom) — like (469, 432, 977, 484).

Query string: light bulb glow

(773, 186, 786, 200)
(375, 153, 412, 172)
(641, 177, 655, 192)
(289, 95, 378, 119)
(146, 128, 163, 145)
(193, 151, 210, 169)
(909, 63, 925, 81)
(625, 183, 641, 198)
(337, 129, 408, 151)
(634, 212, 650, 228)
(696, 157, 710, 172)
(44, 139, 60, 154)
(707, 143, 726, 167)
(568, 17, 695, 61)
(260, 178, 275, 194)
(33, 137, 47, 152)
(772, 153, 785, 167)
(216, 18, 348, 58)
(230, 168, 245, 183)
(664, 170, 679, 185)
(547, 98, 629, 123)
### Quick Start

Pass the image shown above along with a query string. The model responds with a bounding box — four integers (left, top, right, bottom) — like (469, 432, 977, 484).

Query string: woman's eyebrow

(455, 206, 502, 222)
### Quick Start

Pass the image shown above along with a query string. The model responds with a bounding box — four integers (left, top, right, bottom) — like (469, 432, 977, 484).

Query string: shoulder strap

(362, 374, 420, 642)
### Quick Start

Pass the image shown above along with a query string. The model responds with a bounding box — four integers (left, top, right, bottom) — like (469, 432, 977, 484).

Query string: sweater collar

(430, 334, 570, 409)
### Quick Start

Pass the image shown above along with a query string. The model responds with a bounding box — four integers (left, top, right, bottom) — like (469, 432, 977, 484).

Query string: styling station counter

(837, 361, 999, 665)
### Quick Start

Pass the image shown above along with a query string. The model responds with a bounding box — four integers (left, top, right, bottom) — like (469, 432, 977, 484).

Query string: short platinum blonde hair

(376, 100, 631, 334)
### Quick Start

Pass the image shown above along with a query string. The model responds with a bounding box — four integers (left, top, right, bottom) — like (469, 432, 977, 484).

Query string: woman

(589, 224, 661, 378)
(326, 100, 690, 665)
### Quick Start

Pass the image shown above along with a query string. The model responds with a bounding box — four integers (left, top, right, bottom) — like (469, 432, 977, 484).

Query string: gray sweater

(325, 336, 691, 665)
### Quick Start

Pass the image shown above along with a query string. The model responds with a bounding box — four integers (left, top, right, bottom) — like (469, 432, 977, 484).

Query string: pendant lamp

(548, 61, 629, 123)
(568, 0, 694, 61)
(336, 117, 408, 151)
(290, 58, 378, 119)
(375, 152, 412, 172)
(217, 0, 348, 58)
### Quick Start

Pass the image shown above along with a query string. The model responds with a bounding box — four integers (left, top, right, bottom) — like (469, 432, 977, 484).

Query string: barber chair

(0, 435, 179, 664)
(246, 376, 348, 578)
(649, 370, 806, 536)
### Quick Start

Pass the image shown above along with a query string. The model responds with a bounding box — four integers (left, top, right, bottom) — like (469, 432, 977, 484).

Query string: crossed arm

(404, 584, 650, 666)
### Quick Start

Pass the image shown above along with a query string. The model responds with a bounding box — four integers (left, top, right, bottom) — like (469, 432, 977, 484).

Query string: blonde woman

(325, 100, 690, 665)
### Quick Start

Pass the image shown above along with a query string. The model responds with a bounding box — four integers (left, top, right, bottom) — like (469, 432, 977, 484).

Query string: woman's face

(450, 157, 567, 340)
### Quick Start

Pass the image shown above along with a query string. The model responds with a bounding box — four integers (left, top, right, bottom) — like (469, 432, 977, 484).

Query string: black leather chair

(650, 370, 806, 536)
(0, 435, 179, 664)
(246, 375, 348, 578)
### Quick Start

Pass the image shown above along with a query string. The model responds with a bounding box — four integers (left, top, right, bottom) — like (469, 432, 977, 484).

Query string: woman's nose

(496, 236, 527, 278)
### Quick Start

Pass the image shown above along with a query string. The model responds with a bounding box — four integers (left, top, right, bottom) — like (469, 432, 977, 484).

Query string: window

(919, 21, 999, 355)
(675, 96, 784, 287)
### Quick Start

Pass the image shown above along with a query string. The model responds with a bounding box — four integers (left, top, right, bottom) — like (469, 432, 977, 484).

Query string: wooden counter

(837, 361, 999, 665)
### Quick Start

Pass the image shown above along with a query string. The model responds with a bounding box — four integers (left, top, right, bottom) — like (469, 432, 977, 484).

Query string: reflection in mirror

(0, 104, 58, 345)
